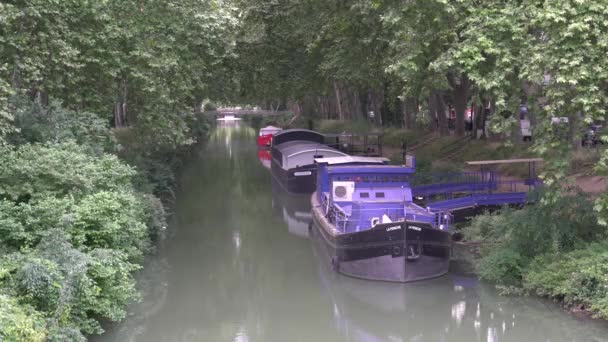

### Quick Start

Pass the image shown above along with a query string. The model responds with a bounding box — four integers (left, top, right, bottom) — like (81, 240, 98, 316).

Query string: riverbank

(457, 190, 608, 320)
(0, 100, 211, 341)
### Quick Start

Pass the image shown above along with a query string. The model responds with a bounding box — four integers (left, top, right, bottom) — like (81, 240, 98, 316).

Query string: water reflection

(95, 124, 608, 342)
(271, 177, 313, 239)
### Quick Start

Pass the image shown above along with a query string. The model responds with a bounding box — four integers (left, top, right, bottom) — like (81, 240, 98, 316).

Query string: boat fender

(370, 217, 380, 227)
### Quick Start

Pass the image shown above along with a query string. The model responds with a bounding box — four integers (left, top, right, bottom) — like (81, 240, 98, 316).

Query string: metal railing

(324, 133, 383, 157)
(412, 171, 541, 197)
(321, 199, 450, 233)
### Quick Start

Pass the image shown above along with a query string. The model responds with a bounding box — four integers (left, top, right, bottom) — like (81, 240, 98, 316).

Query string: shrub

(463, 208, 514, 243)
(0, 197, 72, 248)
(0, 91, 204, 339)
(8, 97, 114, 154)
(478, 246, 525, 286)
(524, 242, 608, 318)
(0, 141, 153, 338)
(0, 294, 46, 342)
(72, 191, 148, 261)
(0, 142, 136, 201)
(466, 190, 608, 316)
(467, 190, 604, 263)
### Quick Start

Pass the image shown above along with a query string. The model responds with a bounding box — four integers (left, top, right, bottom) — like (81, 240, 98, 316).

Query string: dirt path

(568, 173, 607, 195)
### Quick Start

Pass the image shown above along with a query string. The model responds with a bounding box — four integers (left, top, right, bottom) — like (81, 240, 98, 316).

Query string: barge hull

(271, 160, 316, 194)
(311, 192, 451, 282)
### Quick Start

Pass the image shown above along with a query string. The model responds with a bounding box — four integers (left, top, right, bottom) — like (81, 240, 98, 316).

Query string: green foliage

(381, 127, 426, 149)
(0, 74, 14, 142)
(463, 209, 514, 243)
(0, 230, 140, 339)
(467, 190, 604, 259)
(139, 194, 168, 242)
(0, 0, 224, 338)
(0, 136, 166, 339)
(524, 242, 608, 319)
(315, 119, 374, 135)
(478, 247, 524, 286)
(236, 0, 608, 223)
(0, 0, 236, 148)
(467, 191, 608, 316)
(7, 97, 114, 153)
(0, 142, 135, 201)
(72, 191, 148, 260)
(0, 294, 46, 342)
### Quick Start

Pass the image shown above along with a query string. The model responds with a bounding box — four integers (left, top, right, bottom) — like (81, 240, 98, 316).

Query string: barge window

(375, 192, 385, 198)
(360, 192, 370, 198)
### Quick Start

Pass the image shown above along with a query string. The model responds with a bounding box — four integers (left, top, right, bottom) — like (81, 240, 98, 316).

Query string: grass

(569, 148, 602, 175)
(289, 118, 562, 178)
(309, 120, 537, 177)
(314, 119, 376, 134)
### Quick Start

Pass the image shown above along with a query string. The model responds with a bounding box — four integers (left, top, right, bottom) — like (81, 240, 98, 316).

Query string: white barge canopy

(273, 141, 347, 170)
(259, 125, 282, 136)
(314, 156, 389, 165)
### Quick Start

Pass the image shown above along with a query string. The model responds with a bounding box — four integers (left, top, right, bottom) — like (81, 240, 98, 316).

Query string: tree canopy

(234, 0, 608, 221)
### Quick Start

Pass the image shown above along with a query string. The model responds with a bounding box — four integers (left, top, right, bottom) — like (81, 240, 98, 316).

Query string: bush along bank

(0, 99, 209, 341)
(462, 189, 608, 319)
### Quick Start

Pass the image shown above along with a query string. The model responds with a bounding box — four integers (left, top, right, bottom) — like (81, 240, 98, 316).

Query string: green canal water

(96, 124, 608, 342)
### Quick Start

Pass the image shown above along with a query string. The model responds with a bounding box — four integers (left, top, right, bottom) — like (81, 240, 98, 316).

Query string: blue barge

(311, 156, 452, 282)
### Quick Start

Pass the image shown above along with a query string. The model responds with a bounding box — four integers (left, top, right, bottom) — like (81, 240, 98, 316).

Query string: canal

(96, 124, 608, 342)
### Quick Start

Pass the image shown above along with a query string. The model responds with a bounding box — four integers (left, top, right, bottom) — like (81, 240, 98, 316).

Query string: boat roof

(272, 129, 325, 145)
(324, 132, 382, 137)
(260, 125, 281, 131)
(273, 140, 320, 152)
(315, 156, 389, 165)
(466, 158, 543, 165)
(275, 141, 343, 157)
(326, 164, 415, 174)
(273, 128, 322, 137)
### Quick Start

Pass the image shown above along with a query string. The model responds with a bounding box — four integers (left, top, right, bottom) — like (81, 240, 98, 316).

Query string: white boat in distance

(217, 114, 242, 121)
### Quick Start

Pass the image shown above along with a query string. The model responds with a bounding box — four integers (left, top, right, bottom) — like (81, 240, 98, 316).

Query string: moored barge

(256, 125, 282, 147)
(311, 156, 452, 282)
(270, 129, 347, 193)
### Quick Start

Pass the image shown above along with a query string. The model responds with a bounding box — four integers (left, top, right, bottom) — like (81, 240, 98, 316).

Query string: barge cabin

(270, 129, 347, 193)
(311, 156, 452, 282)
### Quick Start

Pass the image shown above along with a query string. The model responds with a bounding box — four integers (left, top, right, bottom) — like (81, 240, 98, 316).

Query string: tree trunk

(449, 73, 470, 136)
(428, 95, 437, 132)
(435, 91, 449, 136)
(373, 89, 384, 126)
(475, 103, 485, 138)
(352, 88, 363, 120)
(114, 78, 128, 128)
(333, 80, 344, 120)
(404, 97, 417, 129)
(114, 102, 123, 128)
